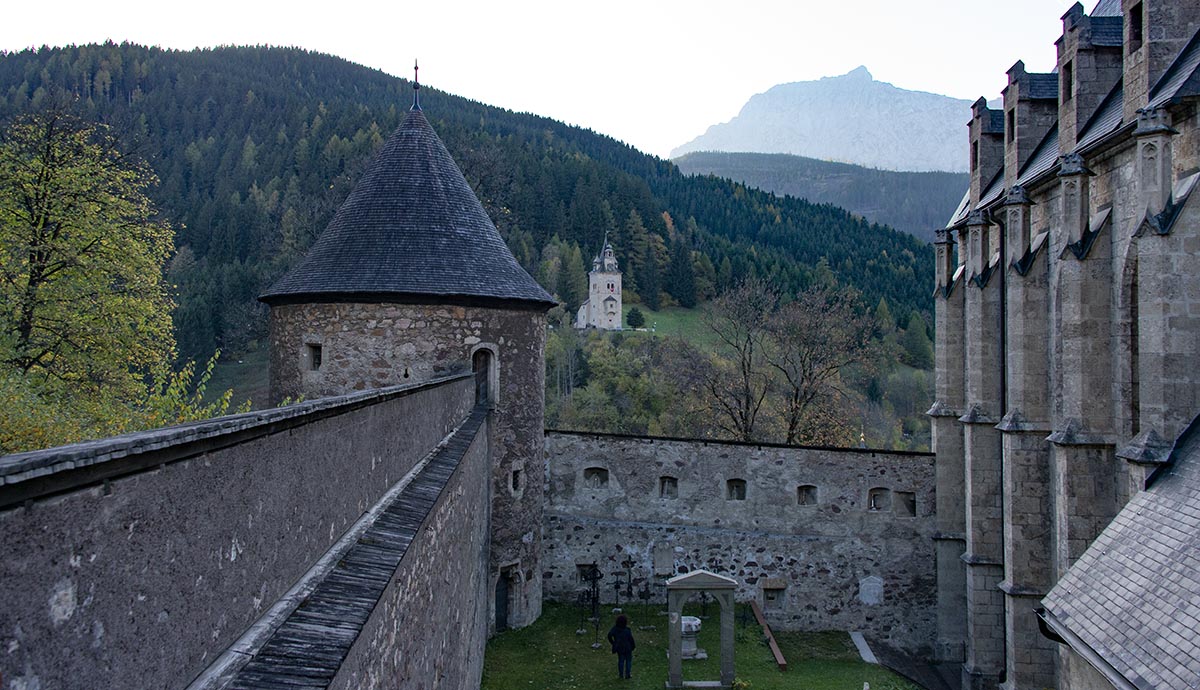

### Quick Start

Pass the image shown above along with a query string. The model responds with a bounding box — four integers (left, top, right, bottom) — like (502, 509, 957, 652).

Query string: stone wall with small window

(541, 431, 937, 654)
(268, 300, 548, 633)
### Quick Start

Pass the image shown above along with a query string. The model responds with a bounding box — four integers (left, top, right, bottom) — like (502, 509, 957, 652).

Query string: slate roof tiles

(1090, 0, 1122, 17)
(1089, 16, 1125, 47)
(1025, 73, 1060, 100)
(1149, 28, 1200, 109)
(260, 107, 555, 309)
(1042, 413, 1200, 690)
(1076, 80, 1126, 152)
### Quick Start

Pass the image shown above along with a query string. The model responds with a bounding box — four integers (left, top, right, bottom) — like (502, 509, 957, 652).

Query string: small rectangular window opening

(659, 476, 678, 499)
(1062, 61, 1074, 103)
(1006, 109, 1015, 145)
(895, 491, 917, 517)
(971, 141, 979, 172)
(868, 488, 891, 512)
(1129, 3, 1144, 52)
(763, 588, 784, 611)
(511, 469, 522, 493)
(307, 343, 322, 371)
(583, 467, 609, 488)
(727, 479, 747, 501)
(797, 485, 818, 506)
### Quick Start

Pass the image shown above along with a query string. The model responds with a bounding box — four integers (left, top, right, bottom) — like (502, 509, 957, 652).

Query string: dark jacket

(607, 625, 636, 654)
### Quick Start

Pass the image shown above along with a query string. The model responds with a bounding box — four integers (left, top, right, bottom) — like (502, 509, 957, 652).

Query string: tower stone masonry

(260, 93, 556, 634)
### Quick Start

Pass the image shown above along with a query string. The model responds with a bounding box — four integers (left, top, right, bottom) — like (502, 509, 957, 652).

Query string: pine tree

(626, 307, 645, 329)
(667, 236, 697, 308)
(899, 313, 934, 370)
(875, 297, 896, 334)
(558, 243, 587, 314)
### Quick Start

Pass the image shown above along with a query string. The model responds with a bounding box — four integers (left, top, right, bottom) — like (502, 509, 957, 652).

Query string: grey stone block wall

(0, 376, 474, 690)
(541, 433, 937, 654)
(268, 300, 548, 632)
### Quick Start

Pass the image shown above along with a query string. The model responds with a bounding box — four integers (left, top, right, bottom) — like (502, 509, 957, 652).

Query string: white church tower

(575, 238, 622, 330)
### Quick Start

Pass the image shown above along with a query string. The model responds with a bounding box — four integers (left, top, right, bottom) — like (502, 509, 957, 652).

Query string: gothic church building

(932, 1, 1200, 688)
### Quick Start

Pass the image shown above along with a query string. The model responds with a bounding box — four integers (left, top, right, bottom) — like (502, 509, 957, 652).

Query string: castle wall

(332, 416, 491, 690)
(0, 375, 481, 690)
(541, 432, 937, 654)
(269, 301, 548, 631)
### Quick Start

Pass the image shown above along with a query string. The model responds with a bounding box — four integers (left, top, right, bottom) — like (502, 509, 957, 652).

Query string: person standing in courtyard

(607, 614, 636, 679)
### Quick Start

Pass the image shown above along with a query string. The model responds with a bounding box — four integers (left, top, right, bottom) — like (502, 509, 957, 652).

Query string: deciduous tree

(693, 279, 777, 441)
(0, 111, 198, 451)
(766, 286, 878, 445)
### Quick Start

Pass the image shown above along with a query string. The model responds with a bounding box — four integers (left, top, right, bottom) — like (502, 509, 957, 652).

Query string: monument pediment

(666, 569, 737, 590)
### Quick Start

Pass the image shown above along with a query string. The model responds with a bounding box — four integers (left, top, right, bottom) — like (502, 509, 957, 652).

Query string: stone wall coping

(544, 429, 934, 459)
(0, 372, 473, 501)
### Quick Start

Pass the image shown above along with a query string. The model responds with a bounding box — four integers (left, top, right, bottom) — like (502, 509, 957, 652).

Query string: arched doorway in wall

(473, 348, 493, 406)
(495, 568, 515, 632)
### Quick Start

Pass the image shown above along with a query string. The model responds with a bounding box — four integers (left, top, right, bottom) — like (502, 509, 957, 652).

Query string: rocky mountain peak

(671, 68, 973, 173)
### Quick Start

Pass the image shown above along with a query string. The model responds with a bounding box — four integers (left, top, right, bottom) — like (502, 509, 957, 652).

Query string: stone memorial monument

(666, 570, 737, 688)
(680, 615, 706, 659)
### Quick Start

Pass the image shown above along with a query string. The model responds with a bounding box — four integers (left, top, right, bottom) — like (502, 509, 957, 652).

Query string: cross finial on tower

(412, 59, 422, 111)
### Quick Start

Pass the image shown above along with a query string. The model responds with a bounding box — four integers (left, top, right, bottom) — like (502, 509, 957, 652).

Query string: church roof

(1090, 0, 1122, 17)
(1077, 80, 1125, 152)
(260, 107, 555, 309)
(1041, 413, 1200, 690)
(1089, 16, 1125, 47)
(1016, 124, 1060, 187)
(1148, 28, 1200, 109)
(1024, 73, 1060, 100)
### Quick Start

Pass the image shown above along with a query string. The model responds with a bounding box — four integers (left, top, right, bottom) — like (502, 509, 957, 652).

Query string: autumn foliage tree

(0, 111, 242, 452)
(0, 111, 174, 385)
(690, 279, 777, 441)
(666, 280, 880, 446)
(766, 286, 878, 444)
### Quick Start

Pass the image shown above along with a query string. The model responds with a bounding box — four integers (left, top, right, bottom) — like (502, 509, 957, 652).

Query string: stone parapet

(0, 376, 478, 690)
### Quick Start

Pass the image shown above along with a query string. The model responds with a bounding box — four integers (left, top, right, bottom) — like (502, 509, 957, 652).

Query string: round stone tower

(259, 87, 555, 631)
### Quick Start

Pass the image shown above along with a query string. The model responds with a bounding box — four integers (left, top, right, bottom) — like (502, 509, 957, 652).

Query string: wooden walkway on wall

(225, 406, 488, 690)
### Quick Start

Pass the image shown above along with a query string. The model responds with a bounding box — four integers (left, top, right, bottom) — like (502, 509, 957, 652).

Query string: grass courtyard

(481, 603, 921, 690)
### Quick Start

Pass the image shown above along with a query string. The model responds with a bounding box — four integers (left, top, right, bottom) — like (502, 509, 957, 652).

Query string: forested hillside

(0, 44, 932, 363)
(674, 151, 967, 242)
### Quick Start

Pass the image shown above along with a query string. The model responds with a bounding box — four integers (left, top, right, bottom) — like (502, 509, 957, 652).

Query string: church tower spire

(411, 59, 421, 111)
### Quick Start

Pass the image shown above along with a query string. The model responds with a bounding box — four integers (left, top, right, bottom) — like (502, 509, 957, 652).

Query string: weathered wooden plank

(222, 403, 487, 688)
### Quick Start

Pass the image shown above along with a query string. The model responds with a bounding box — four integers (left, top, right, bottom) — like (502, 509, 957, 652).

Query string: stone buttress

(935, 2, 1200, 688)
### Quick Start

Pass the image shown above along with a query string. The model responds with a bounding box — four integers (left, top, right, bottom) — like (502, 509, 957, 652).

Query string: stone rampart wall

(542, 432, 938, 654)
(333, 414, 491, 690)
(270, 301, 548, 631)
(0, 375, 476, 690)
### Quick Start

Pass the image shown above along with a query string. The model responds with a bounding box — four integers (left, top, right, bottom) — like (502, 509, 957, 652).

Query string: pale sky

(0, 0, 1086, 158)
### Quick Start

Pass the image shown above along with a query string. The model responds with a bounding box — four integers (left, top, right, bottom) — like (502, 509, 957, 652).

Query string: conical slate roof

(260, 107, 555, 309)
